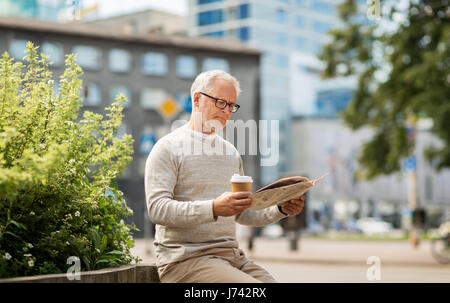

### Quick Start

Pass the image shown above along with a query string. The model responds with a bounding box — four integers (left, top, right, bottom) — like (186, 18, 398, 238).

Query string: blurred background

(1, 0, 449, 281)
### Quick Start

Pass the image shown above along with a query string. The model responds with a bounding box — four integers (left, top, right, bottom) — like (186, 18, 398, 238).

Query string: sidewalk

(131, 236, 441, 268)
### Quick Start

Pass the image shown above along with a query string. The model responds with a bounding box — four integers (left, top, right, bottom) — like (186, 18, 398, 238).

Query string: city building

(0, 16, 262, 237)
(0, 0, 68, 21)
(81, 8, 187, 36)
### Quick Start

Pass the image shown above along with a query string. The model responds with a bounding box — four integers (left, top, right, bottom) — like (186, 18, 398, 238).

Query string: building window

(202, 31, 225, 37)
(312, 1, 336, 15)
(202, 58, 230, 72)
(140, 88, 166, 110)
(41, 42, 64, 66)
(278, 33, 287, 46)
(295, 37, 306, 50)
(82, 83, 101, 107)
(198, 9, 223, 26)
(278, 54, 289, 68)
(313, 21, 332, 34)
(139, 126, 156, 155)
(141, 52, 167, 76)
(277, 9, 287, 24)
(239, 27, 250, 42)
(239, 4, 249, 19)
(198, 0, 223, 4)
(72, 45, 101, 70)
(109, 48, 131, 73)
(110, 85, 131, 108)
(176, 55, 197, 79)
(295, 16, 304, 28)
(9, 39, 28, 59)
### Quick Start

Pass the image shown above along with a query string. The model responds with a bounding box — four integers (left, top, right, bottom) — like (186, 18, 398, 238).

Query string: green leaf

(9, 220, 27, 230)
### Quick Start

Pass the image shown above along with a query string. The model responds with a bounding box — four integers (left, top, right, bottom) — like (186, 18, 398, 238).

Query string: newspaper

(248, 173, 328, 211)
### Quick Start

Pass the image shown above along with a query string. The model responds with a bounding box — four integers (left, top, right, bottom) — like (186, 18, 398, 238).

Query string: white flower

(28, 260, 34, 267)
(69, 159, 76, 164)
(4, 253, 11, 260)
(74, 211, 80, 217)
(65, 241, 70, 246)
(24, 254, 32, 257)
(30, 211, 35, 215)
(27, 243, 33, 249)
(70, 168, 76, 174)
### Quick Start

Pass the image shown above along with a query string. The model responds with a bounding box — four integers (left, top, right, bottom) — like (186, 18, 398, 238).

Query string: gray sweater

(144, 123, 286, 267)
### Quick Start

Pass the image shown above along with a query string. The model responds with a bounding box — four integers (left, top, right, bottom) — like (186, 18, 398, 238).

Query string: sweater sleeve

(144, 139, 217, 228)
(234, 156, 287, 226)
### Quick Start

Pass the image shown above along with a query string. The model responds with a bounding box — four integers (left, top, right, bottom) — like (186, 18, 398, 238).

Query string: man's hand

(213, 192, 253, 217)
(280, 194, 306, 216)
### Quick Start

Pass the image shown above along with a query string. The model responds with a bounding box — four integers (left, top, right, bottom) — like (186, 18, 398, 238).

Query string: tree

(0, 42, 139, 278)
(319, 0, 450, 180)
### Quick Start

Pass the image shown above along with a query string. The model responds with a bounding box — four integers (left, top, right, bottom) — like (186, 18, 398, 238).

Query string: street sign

(403, 155, 416, 171)
(139, 133, 156, 155)
(158, 98, 180, 121)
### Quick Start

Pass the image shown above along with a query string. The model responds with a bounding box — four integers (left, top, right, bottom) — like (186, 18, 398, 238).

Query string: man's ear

(192, 92, 200, 108)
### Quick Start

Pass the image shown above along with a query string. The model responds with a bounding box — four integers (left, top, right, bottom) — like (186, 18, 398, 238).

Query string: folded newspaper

(248, 173, 328, 211)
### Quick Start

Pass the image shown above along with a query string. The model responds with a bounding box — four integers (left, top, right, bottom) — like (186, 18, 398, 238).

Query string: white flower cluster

(3, 252, 12, 260)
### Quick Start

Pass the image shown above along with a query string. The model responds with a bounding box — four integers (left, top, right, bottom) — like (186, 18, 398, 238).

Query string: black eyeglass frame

(198, 92, 240, 113)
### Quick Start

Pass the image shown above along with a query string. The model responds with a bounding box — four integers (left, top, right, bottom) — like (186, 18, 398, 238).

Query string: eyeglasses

(199, 92, 240, 113)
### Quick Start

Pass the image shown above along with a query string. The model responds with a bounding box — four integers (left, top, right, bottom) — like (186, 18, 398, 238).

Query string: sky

(92, 0, 188, 18)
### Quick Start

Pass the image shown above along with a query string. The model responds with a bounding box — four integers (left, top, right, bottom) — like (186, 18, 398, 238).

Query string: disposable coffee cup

(230, 174, 253, 192)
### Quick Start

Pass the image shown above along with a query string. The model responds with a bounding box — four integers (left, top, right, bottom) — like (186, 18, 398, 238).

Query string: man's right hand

(213, 192, 253, 217)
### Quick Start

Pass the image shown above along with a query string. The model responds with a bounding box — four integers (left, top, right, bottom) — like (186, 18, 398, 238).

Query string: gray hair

(190, 70, 241, 102)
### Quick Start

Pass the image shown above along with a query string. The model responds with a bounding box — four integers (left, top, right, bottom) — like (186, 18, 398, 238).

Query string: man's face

(193, 78, 237, 130)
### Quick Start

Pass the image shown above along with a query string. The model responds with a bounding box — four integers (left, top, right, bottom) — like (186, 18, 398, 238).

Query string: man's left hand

(280, 194, 305, 216)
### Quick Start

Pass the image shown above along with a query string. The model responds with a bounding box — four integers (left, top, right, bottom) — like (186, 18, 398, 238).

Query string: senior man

(144, 70, 305, 283)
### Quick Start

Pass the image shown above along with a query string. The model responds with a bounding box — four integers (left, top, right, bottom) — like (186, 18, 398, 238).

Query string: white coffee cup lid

(230, 174, 253, 183)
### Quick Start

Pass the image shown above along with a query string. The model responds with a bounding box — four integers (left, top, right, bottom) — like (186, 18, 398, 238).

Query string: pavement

(131, 236, 441, 268)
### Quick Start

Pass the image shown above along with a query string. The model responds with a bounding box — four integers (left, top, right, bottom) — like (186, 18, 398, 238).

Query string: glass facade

(41, 41, 63, 66)
(198, 0, 222, 5)
(0, 0, 66, 21)
(73, 45, 101, 70)
(239, 4, 249, 19)
(198, 9, 223, 26)
(141, 52, 167, 76)
(316, 88, 353, 116)
(203, 31, 224, 37)
(312, 1, 336, 15)
(312, 20, 332, 35)
(109, 48, 131, 73)
(176, 55, 197, 79)
(239, 27, 250, 42)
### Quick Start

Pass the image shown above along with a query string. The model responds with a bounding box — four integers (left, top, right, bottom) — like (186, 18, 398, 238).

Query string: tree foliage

(319, 0, 450, 179)
(0, 42, 139, 278)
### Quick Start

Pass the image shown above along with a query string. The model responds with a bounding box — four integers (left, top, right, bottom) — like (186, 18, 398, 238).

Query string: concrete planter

(0, 263, 160, 283)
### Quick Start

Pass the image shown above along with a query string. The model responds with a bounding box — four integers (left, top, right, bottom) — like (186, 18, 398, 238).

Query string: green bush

(0, 42, 139, 279)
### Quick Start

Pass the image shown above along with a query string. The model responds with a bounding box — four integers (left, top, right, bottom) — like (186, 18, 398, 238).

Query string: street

(131, 236, 450, 283)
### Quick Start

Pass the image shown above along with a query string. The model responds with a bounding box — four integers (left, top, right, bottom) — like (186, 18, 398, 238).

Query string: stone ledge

(0, 263, 160, 283)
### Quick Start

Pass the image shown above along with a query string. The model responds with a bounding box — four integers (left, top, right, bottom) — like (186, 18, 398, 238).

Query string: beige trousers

(158, 247, 277, 283)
